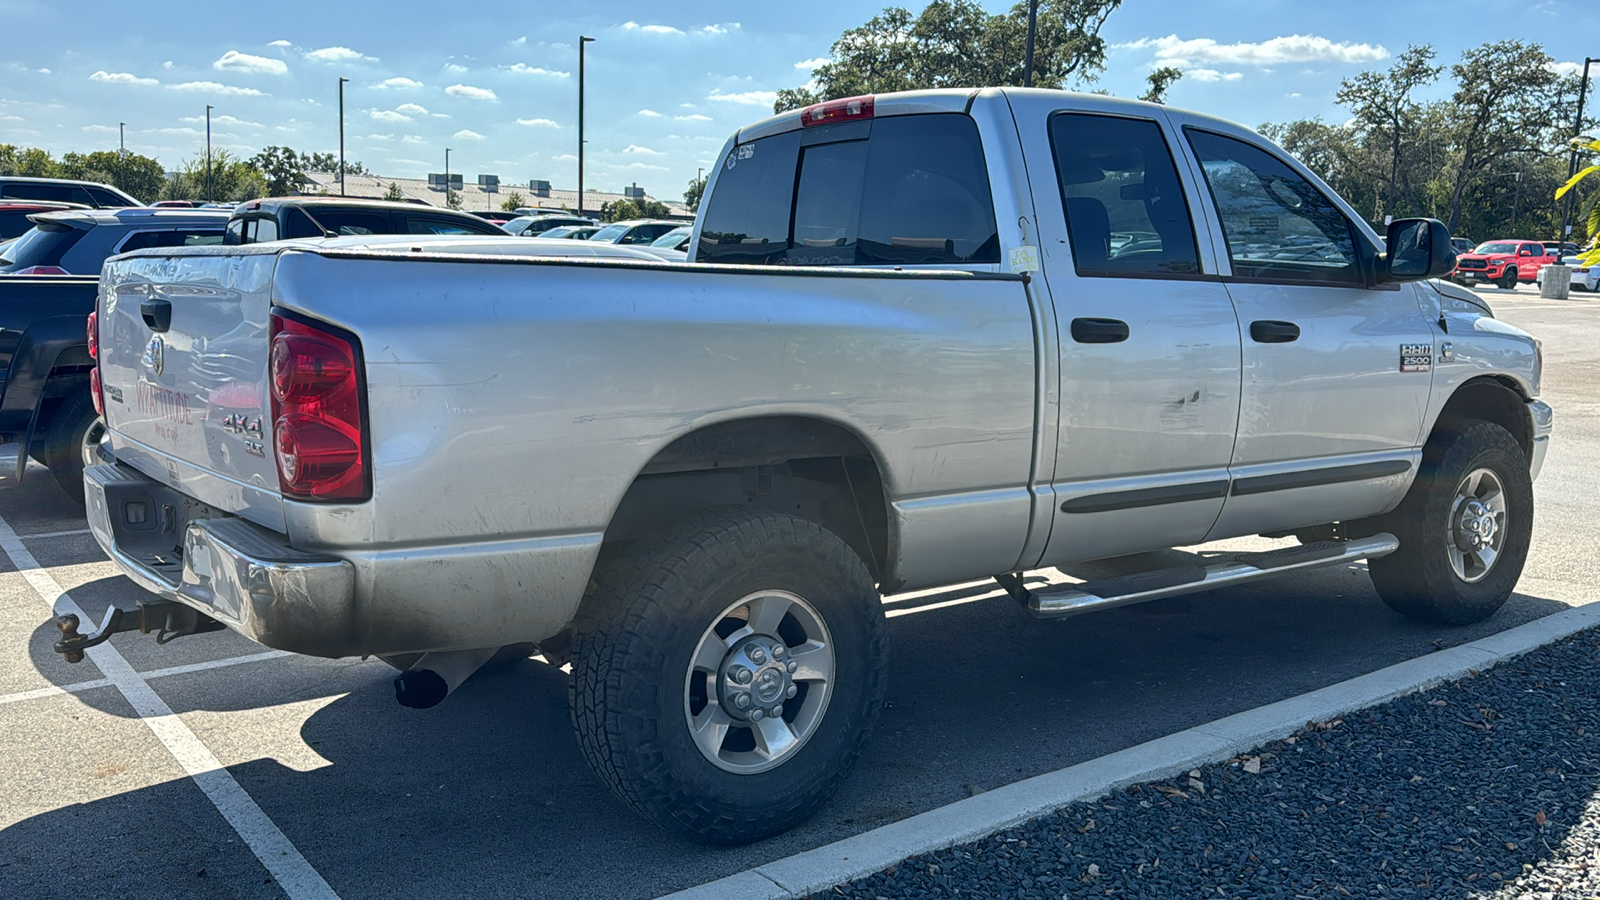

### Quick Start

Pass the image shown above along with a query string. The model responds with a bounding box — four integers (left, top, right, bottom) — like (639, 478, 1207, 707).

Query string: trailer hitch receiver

(53, 601, 224, 663)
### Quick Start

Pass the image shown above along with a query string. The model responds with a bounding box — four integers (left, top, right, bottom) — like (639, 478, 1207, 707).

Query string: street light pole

(1558, 57, 1597, 244)
(1023, 0, 1038, 88)
(205, 105, 214, 203)
(578, 35, 595, 217)
(118, 122, 126, 189)
(338, 76, 349, 197)
(444, 147, 452, 208)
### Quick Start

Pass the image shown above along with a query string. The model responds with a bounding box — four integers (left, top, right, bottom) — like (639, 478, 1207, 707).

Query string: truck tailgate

(99, 251, 283, 529)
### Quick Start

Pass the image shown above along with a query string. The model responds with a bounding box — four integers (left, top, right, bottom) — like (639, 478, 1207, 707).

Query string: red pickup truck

(1452, 240, 1556, 288)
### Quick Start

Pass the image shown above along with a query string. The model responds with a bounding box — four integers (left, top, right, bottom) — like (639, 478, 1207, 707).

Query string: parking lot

(1, 281, 1596, 900)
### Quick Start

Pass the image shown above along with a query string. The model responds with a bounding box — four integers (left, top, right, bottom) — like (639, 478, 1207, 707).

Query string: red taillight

(269, 312, 368, 501)
(87, 311, 104, 415)
(12, 265, 69, 276)
(799, 95, 874, 127)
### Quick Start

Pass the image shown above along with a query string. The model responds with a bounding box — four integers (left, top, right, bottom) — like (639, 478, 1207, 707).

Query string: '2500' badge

(1399, 344, 1433, 373)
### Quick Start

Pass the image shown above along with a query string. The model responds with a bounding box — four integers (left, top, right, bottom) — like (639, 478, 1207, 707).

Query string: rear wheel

(571, 508, 887, 844)
(35, 392, 100, 505)
(1368, 421, 1532, 624)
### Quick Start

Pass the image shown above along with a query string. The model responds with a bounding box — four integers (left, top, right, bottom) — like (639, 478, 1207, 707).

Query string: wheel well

(598, 417, 892, 583)
(1433, 377, 1531, 457)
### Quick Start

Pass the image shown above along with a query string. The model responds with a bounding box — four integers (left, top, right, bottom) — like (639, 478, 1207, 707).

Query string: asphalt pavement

(0, 281, 1594, 900)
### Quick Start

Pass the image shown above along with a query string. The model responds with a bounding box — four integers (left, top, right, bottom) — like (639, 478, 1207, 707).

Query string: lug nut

(786, 660, 797, 674)
(732, 692, 751, 709)
(771, 706, 784, 718)
(785, 684, 797, 699)
(750, 708, 765, 721)
(729, 665, 753, 685)
(748, 647, 767, 665)
(771, 643, 786, 659)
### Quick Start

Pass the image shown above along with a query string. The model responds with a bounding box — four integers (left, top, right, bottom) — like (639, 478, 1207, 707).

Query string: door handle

(1249, 320, 1300, 343)
(1070, 317, 1130, 344)
(140, 298, 172, 333)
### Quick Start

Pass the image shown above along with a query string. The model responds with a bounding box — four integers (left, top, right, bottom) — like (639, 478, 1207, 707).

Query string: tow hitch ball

(53, 601, 224, 663)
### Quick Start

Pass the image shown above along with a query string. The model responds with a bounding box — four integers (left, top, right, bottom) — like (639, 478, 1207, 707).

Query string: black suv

(0, 176, 141, 208)
(224, 197, 509, 243)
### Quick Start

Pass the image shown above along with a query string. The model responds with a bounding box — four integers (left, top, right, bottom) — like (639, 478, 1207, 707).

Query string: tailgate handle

(1249, 320, 1300, 343)
(1070, 317, 1130, 344)
(140, 298, 172, 333)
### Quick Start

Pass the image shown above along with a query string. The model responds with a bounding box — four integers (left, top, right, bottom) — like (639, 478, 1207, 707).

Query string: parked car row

(1451, 239, 1593, 290)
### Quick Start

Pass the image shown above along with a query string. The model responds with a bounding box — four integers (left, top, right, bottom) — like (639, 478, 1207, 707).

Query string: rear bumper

(1529, 399, 1552, 482)
(84, 461, 358, 657)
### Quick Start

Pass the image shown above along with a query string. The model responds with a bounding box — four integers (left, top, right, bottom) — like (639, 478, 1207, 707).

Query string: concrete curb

(658, 604, 1600, 900)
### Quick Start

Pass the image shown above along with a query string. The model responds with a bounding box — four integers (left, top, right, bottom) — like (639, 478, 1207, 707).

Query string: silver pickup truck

(72, 88, 1550, 844)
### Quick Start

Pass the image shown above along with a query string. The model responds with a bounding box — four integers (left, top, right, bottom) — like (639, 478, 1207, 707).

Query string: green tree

(775, 0, 1123, 113)
(164, 150, 267, 203)
(0, 145, 61, 177)
(1139, 66, 1182, 104)
(598, 198, 671, 221)
(500, 190, 527, 211)
(302, 151, 366, 176)
(58, 150, 167, 202)
(684, 174, 706, 213)
(445, 188, 462, 210)
(384, 182, 405, 201)
(1335, 45, 1442, 222)
(250, 146, 308, 196)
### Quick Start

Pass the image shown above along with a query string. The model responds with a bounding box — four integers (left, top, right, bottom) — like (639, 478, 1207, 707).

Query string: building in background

(299, 172, 691, 217)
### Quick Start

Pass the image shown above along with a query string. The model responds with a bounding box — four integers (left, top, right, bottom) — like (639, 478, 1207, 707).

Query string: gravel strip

(831, 627, 1600, 899)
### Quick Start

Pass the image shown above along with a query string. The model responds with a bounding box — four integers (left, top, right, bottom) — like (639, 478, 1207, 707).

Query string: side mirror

(1382, 218, 1454, 282)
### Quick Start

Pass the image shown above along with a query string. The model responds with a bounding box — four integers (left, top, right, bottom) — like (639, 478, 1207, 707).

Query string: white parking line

(17, 528, 94, 540)
(0, 649, 294, 707)
(0, 512, 340, 900)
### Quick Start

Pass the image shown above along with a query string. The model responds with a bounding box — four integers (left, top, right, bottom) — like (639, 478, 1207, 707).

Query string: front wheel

(1368, 421, 1533, 624)
(1498, 268, 1519, 289)
(571, 508, 887, 844)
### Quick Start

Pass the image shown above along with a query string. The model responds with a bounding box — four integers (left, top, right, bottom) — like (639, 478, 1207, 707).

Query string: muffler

(393, 646, 501, 709)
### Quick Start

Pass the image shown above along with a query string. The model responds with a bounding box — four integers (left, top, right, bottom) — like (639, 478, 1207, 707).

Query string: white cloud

(90, 70, 159, 86)
(268, 40, 292, 47)
(35, 68, 50, 75)
(366, 134, 395, 141)
(445, 84, 497, 100)
(162, 61, 174, 69)
(1118, 34, 1387, 68)
(551, 153, 577, 162)
(638, 109, 662, 117)
(676, 113, 713, 122)
(610, 162, 669, 172)
(1550, 61, 1596, 78)
(622, 21, 682, 35)
(700, 24, 735, 35)
(153, 127, 206, 136)
(396, 102, 429, 115)
(306, 46, 377, 63)
(370, 109, 411, 123)
(81, 123, 118, 133)
(506, 63, 570, 77)
(169, 81, 265, 96)
(1288, 92, 1302, 98)
(375, 77, 423, 89)
(706, 89, 776, 106)
(794, 57, 829, 70)
(512, 36, 527, 46)
(1186, 68, 1244, 82)
(181, 114, 262, 127)
(214, 50, 288, 76)
(453, 129, 486, 140)
(623, 144, 664, 156)
(444, 63, 469, 74)
(516, 117, 559, 127)
(402, 134, 427, 144)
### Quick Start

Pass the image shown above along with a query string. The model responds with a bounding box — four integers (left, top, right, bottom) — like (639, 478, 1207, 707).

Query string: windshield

(1473, 242, 1517, 255)
(0, 223, 82, 271)
(590, 223, 630, 242)
(651, 227, 690, 248)
(502, 217, 535, 232)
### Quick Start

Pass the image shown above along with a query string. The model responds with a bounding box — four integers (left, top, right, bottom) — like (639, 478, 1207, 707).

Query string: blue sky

(1, 0, 1596, 202)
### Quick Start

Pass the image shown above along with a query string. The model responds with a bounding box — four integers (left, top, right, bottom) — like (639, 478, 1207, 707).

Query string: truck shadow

(9, 565, 1583, 898)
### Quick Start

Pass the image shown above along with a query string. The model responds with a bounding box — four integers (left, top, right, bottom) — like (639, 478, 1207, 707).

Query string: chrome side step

(994, 534, 1399, 619)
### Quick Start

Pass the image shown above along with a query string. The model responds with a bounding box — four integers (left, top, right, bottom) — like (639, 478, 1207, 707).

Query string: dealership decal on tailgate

(1400, 344, 1433, 373)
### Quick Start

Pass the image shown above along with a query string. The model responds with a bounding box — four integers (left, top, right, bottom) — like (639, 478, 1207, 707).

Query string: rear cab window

(698, 112, 999, 266)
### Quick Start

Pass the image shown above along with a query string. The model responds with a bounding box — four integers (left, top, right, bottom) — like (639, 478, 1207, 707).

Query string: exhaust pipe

(393, 646, 501, 709)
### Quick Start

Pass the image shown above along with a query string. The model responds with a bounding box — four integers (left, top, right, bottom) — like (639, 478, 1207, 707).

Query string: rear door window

(697, 113, 998, 266)
(87, 188, 130, 207)
(116, 229, 228, 252)
(1050, 113, 1201, 276)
